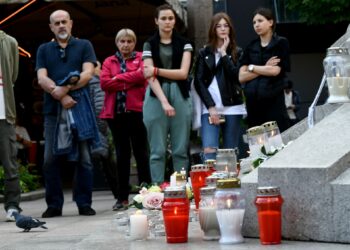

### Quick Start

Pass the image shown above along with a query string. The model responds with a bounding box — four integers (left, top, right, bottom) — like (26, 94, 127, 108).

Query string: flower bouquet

(129, 185, 164, 210)
(129, 181, 194, 210)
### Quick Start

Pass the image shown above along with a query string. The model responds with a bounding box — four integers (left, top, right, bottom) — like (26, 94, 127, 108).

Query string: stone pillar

(187, 0, 213, 50)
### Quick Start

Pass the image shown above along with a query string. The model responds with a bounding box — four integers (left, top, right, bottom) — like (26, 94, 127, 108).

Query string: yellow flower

(186, 184, 193, 200)
(148, 185, 162, 193)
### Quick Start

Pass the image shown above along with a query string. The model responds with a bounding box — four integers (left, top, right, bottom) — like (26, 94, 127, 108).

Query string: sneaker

(112, 200, 128, 211)
(78, 206, 96, 216)
(6, 208, 18, 222)
(42, 207, 62, 218)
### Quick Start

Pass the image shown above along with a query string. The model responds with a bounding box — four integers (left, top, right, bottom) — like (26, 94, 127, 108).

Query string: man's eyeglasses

(60, 48, 66, 61)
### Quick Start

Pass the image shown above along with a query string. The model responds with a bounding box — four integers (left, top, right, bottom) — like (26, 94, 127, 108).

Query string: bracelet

(153, 67, 158, 80)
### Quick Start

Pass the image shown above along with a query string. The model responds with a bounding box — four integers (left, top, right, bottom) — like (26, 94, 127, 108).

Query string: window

(272, 0, 300, 23)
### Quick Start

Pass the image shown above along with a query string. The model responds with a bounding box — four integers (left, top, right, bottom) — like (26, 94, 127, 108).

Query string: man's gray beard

(58, 33, 69, 40)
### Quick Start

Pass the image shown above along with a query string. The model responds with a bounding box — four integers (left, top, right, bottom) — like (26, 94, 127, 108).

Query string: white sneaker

(6, 208, 18, 222)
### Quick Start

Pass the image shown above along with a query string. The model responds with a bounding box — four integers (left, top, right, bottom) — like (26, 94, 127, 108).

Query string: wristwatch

(248, 64, 254, 72)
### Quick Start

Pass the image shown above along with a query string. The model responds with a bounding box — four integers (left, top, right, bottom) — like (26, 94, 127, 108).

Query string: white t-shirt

(0, 61, 6, 120)
(284, 91, 296, 119)
(201, 52, 246, 115)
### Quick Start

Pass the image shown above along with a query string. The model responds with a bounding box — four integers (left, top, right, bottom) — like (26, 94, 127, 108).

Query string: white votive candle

(198, 206, 220, 240)
(170, 172, 177, 187)
(129, 210, 148, 240)
(216, 209, 245, 244)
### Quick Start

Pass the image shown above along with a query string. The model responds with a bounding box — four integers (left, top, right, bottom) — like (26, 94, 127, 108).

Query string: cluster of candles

(246, 121, 284, 158)
(123, 159, 283, 245)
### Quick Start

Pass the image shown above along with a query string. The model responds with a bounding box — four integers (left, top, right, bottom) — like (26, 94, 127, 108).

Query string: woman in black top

(239, 7, 290, 132)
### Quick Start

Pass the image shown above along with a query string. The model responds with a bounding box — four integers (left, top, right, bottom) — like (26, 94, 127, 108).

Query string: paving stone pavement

(0, 190, 349, 250)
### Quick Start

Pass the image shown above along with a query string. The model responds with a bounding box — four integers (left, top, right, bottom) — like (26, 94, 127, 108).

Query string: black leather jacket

(194, 46, 243, 109)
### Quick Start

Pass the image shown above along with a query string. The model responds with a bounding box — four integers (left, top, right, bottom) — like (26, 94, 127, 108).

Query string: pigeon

(12, 212, 48, 232)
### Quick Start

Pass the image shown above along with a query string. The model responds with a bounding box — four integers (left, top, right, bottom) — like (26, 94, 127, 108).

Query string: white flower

(139, 187, 149, 196)
(133, 194, 144, 203)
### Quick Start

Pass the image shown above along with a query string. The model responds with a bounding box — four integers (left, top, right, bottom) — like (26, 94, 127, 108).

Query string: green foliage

(0, 164, 41, 195)
(286, 0, 350, 24)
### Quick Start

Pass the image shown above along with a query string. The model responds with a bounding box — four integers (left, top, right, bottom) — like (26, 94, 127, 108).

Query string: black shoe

(42, 207, 62, 218)
(78, 206, 96, 216)
(112, 200, 128, 211)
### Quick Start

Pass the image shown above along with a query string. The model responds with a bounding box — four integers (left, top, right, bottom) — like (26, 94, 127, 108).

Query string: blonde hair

(115, 28, 137, 44)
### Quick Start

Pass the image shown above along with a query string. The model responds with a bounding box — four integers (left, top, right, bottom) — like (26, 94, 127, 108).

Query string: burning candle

(247, 126, 268, 158)
(162, 187, 190, 243)
(129, 210, 148, 240)
(214, 179, 245, 245)
(255, 186, 284, 245)
(190, 164, 210, 209)
(262, 121, 283, 152)
(199, 186, 220, 240)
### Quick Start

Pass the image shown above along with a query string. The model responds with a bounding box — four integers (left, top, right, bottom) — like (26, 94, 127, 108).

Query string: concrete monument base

(242, 103, 350, 243)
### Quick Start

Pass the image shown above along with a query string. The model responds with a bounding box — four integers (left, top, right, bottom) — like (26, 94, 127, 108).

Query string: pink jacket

(99, 51, 147, 118)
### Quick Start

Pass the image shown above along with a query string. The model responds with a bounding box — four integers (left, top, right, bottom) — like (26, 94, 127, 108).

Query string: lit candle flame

(226, 199, 232, 209)
(210, 200, 215, 207)
(135, 209, 143, 215)
(174, 207, 178, 215)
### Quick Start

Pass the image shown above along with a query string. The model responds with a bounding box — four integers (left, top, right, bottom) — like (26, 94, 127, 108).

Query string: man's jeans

(43, 115, 93, 209)
(0, 120, 21, 211)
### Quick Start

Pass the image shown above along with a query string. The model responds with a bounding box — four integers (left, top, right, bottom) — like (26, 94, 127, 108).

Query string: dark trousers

(0, 120, 21, 211)
(108, 112, 151, 201)
(43, 115, 93, 209)
(246, 93, 290, 132)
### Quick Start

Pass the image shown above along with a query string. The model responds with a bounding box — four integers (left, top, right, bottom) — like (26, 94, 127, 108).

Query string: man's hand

(51, 86, 70, 100)
(60, 95, 77, 109)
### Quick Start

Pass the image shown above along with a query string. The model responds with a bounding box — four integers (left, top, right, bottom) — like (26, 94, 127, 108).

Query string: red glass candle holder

(162, 187, 190, 243)
(255, 186, 284, 245)
(190, 164, 210, 209)
(205, 159, 217, 174)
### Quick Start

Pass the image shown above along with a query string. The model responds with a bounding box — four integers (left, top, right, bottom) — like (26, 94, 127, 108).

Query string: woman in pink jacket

(100, 28, 151, 211)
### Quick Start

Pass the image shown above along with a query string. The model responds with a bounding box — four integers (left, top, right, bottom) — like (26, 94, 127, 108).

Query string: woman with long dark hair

(142, 4, 193, 184)
(239, 7, 290, 131)
(194, 12, 245, 161)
